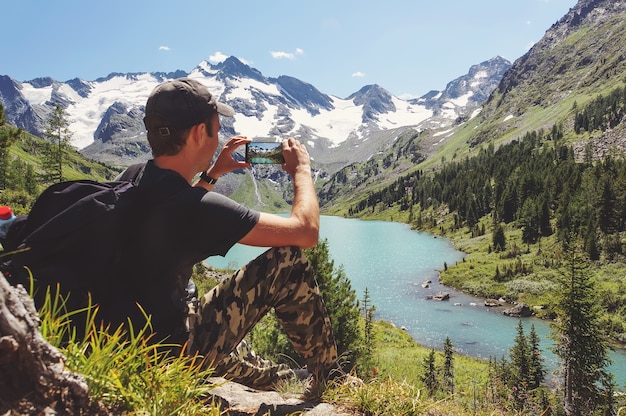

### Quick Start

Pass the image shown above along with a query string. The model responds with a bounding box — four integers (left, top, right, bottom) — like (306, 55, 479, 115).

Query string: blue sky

(2, 0, 574, 99)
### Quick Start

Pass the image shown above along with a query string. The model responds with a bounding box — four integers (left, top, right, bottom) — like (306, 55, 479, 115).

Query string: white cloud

(270, 48, 304, 60)
(207, 51, 251, 66)
(238, 57, 251, 65)
(398, 92, 419, 100)
(271, 51, 294, 59)
(209, 51, 229, 63)
(159, 46, 170, 51)
(352, 71, 365, 78)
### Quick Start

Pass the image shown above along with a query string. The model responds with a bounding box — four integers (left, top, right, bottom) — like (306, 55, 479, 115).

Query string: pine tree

(551, 246, 613, 416)
(597, 176, 616, 234)
(527, 324, 545, 390)
(358, 287, 377, 376)
(362, 287, 376, 356)
(41, 104, 73, 183)
(508, 321, 531, 410)
(491, 354, 513, 404)
(422, 348, 437, 397)
(510, 321, 530, 389)
(520, 198, 540, 245)
(539, 196, 552, 237)
(492, 223, 506, 252)
(442, 337, 454, 395)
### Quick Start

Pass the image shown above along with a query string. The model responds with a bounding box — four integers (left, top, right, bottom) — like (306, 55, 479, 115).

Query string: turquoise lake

(206, 215, 626, 387)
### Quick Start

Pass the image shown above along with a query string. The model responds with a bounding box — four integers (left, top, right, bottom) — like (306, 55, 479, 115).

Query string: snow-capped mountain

(0, 56, 510, 169)
(411, 56, 512, 126)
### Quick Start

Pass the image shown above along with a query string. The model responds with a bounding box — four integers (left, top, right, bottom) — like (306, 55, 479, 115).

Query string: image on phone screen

(245, 141, 284, 164)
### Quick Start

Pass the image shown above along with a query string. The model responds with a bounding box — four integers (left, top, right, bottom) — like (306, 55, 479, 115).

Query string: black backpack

(0, 164, 147, 316)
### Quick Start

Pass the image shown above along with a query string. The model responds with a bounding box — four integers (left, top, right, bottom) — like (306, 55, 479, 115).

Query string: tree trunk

(0, 273, 91, 414)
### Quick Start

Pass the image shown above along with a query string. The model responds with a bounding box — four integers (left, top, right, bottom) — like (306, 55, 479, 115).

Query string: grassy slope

(329, 320, 504, 416)
(7, 130, 122, 182)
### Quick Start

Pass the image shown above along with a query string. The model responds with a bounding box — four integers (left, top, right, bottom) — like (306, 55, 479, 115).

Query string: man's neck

(154, 156, 195, 184)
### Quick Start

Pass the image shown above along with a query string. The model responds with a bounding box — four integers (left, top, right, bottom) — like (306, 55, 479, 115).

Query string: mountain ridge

(0, 56, 510, 174)
(467, 0, 626, 151)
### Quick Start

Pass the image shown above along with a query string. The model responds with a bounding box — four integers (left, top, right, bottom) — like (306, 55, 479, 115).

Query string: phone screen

(245, 141, 284, 164)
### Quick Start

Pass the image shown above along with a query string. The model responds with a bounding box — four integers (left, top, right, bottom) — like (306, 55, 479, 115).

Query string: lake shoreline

(205, 215, 626, 386)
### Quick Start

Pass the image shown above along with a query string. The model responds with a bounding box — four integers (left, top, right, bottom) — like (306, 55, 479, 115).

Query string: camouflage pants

(187, 246, 338, 389)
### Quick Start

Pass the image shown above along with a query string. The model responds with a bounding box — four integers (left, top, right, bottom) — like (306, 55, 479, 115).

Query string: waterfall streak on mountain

(249, 169, 264, 206)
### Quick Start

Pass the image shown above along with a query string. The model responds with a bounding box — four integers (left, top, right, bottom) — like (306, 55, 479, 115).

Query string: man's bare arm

(239, 138, 319, 248)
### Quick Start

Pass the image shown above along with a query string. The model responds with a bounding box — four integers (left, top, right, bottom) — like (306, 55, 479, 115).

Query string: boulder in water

(502, 302, 533, 317)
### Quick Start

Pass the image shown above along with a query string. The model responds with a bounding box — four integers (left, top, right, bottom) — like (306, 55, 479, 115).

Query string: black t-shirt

(109, 160, 260, 340)
(134, 160, 259, 257)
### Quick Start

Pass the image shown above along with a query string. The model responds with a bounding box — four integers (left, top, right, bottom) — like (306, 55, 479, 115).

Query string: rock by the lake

(484, 299, 501, 307)
(502, 302, 533, 317)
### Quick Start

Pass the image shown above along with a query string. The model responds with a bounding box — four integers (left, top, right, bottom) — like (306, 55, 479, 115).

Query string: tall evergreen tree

(520, 198, 540, 245)
(551, 247, 613, 416)
(362, 287, 376, 356)
(527, 324, 545, 390)
(510, 321, 530, 389)
(358, 287, 377, 376)
(539, 195, 553, 237)
(492, 223, 506, 252)
(597, 176, 616, 234)
(442, 337, 454, 395)
(422, 349, 437, 397)
(41, 104, 73, 183)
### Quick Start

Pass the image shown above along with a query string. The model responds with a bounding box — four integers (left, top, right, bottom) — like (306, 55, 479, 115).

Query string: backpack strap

(115, 163, 147, 184)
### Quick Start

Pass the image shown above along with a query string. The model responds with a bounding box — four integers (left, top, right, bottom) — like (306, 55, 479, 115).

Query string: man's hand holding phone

(245, 140, 285, 164)
(208, 135, 251, 178)
(209, 136, 308, 182)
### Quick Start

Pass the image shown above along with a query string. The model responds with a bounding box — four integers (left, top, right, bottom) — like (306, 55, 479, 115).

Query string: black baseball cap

(143, 77, 234, 135)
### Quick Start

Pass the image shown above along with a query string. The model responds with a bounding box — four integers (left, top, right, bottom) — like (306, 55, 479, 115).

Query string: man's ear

(188, 123, 205, 147)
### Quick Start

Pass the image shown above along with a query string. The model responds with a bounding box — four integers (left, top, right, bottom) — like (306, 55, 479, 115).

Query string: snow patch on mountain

(20, 82, 53, 105)
(61, 74, 156, 148)
(278, 97, 355, 146)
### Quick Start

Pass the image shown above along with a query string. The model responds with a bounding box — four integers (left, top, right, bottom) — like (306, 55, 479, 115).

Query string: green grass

(323, 320, 528, 415)
(37, 284, 221, 415)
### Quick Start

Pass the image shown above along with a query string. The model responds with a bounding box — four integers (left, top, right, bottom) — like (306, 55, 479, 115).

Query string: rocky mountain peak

(442, 56, 510, 103)
(410, 56, 511, 125)
(214, 56, 266, 83)
(274, 75, 334, 115)
(349, 84, 396, 123)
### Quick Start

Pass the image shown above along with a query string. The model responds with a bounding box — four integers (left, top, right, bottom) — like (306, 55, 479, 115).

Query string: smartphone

(245, 140, 285, 164)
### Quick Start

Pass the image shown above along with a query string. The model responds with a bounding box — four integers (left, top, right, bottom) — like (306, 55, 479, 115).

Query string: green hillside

(0, 119, 122, 214)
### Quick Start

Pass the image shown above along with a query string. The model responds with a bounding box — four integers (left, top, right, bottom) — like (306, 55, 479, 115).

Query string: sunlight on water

(206, 215, 626, 387)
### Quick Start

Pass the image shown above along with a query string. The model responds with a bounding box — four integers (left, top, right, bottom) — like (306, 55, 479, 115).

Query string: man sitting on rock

(113, 77, 339, 395)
